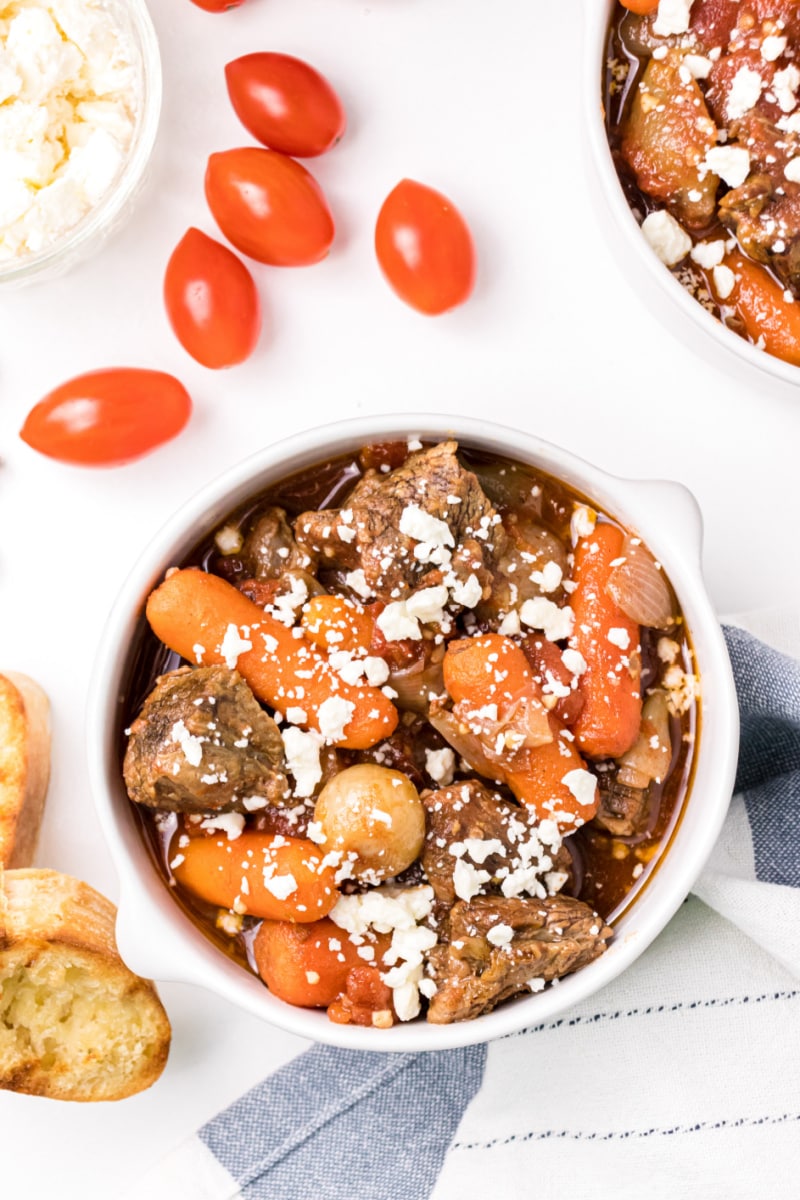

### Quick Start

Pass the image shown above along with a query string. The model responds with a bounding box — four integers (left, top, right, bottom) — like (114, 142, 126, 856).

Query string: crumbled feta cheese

(653, 0, 692, 37)
(199, 812, 245, 840)
(785, 157, 800, 184)
(376, 600, 422, 642)
(486, 923, 514, 948)
(317, 695, 355, 743)
(607, 627, 631, 650)
(263, 872, 297, 900)
(712, 263, 736, 300)
(425, 747, 456, 786)
(345, 569, 372, 599)
(497, 610, 521, 636)
(684, 54, 712, 80)
(219, 623, 253, 668)
(762, 35, 788, 63)
(399, 505, 454, 551)
(773, 65, 800, 113)
(453, 857, 491, 902)
(702, 146, 751, 189)
(281, 727, 323, 797)
(561, 648, 587, 676)
(520, 596, 575, 642)
(690, 240, 726, 269)
(531, 561, 563, 594)
(170, 720, 203, 768)
(642, 209, 692, 267)
(406, 585, 449, 624)
(570, 505, 596, 541)
(561, 768, 598, 812)
(450, 573, 483, 609)
(726, 66, 763, 121)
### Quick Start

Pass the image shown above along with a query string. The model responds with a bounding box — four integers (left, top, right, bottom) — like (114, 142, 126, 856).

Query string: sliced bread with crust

(0, 868, 171, 1101)
(0, 672, 51, 868)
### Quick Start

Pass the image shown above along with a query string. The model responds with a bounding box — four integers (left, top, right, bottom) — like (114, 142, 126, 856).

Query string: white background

(1, 0, 799, 1196)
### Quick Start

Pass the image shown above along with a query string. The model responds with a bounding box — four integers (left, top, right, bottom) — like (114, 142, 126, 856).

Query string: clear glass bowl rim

(0, 0, 163, 285)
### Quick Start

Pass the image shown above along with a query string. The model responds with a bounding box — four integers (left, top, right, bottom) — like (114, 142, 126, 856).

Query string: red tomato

(205, 148, 334, 266)
(20, 369, 192, 466)
(164, 228, 261, 369)
(190, 0, 246, 11)
(375, 179, 476, 315)
(225, 53, 345, 157)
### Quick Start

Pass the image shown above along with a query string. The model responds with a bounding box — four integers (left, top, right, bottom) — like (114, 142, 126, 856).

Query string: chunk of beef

(593, 777, 651, 838)
(421, 780, 573, 911)
(124, 666, 289, 814)
(425, 894, 612, 1024)
(242, 507, 315, 579)
(718, 114, 800, 295)
(477, 519, 569, 628)
(294, 441, 504, 603)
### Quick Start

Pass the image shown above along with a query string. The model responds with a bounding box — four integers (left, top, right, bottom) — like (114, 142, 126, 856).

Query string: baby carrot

(707, 250, 800, 368)
(146, 568, 397, 750)
(301, 594, 374, 654)
(173, 831, 339, 922)
(253, 917, 390, 1008)
(570, 524, 642, 760)
(443, 634, 597, 825)
(505, 726, 597, 826)
(444, 633, 533, 708)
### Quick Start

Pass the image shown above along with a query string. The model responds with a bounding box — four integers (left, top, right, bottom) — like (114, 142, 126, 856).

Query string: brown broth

(120, 441, 699, 983)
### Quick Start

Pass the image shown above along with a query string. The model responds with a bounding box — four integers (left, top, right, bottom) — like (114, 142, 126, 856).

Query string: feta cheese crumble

(642, 210, 692, 267)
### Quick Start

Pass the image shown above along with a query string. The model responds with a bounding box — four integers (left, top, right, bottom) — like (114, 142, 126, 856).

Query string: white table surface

(2, 1, 799, 1196)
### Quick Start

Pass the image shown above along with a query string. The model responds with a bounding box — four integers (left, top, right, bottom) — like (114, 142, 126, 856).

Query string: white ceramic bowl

(584, 0, 800, 388)
(0, 0, 161, 289)
(87, 414, 739, 1051)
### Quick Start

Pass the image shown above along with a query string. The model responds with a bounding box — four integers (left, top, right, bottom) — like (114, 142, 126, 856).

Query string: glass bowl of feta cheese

(0, 0, 161, 287)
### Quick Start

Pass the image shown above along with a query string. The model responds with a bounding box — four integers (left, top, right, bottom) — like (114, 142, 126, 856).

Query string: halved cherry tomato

(205, 148, 335, 266)
(164, 228, 261, 369)
(225, 52, 346, 157)
(190, 0, 246, 11)
(20, 369, 192, 466)
(375, 179, 476, 315)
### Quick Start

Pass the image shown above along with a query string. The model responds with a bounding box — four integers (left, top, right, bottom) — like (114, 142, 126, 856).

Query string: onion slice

(617, 692, 672, 789)
(606, 536, 675, 628)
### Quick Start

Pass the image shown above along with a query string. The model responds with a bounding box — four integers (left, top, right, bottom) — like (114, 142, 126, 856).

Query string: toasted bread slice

(0, 673, 51, 868)
(0, 868, 171, 1101)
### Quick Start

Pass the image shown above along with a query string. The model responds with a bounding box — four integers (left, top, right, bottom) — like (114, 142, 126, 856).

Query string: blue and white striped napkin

(125, 610, 800, 1200)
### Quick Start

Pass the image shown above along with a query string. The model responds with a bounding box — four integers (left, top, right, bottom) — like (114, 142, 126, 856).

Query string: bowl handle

(611, 477, 705, 570)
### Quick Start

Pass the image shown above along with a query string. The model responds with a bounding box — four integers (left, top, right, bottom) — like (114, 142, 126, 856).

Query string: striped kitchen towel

(125, 609, 800, 1200)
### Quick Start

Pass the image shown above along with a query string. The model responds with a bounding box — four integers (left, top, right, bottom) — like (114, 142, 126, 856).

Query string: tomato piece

(375, 179, 476, 315)
(205, 148, 335, 266)
(190, 0, 245, 10)
(20, 369, 192, 467)
(619, 0, 658, 12)
(225, 53, 345, 157)
(164, 228, 261, 369)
